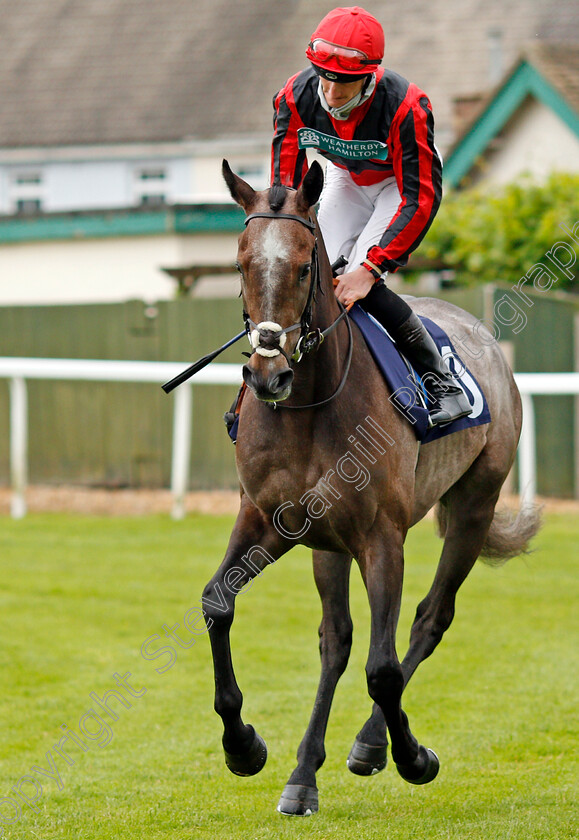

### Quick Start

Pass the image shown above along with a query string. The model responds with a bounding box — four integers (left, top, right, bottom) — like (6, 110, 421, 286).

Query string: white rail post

(170, 383, 193, 520)
(519, 392, 536, 508)
(9, 376, 28, 519)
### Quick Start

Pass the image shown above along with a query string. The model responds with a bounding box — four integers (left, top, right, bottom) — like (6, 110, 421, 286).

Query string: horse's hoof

(396, 746, 439, 785)
(347, 740, 387, 776)
(277, 784, 319, 816)
(223, 727, 267, 776)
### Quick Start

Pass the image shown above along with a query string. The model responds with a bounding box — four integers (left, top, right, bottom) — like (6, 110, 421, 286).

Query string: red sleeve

(271, 75, 309, 188)
(366, 87, 442, 273)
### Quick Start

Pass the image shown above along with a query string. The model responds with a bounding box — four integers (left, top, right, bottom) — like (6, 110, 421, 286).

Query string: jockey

(271, 6, 471, 427)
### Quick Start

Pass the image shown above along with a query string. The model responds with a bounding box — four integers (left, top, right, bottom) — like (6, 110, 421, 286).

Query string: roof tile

(0, 0, 577, 150)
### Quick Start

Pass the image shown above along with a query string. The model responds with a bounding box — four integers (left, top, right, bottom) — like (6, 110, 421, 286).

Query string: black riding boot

(360, 283, 472, 427)
(391, 311, 472, 426)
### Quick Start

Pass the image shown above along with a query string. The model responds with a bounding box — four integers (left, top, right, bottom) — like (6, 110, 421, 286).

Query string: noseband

(242, 211, 352, 409)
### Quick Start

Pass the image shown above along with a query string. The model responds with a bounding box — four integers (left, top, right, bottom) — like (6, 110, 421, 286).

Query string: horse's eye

(299, 264, 311, 282)
(235, 262, 245, 283)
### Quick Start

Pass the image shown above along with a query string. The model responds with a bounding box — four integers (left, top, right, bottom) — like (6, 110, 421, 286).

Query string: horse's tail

(436, 502, 542, 567)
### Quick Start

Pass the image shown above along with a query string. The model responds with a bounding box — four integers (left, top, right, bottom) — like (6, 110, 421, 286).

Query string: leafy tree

(413, 172, 579, 291)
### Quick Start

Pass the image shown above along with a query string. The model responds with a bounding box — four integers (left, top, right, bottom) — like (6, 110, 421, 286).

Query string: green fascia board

(173, 205, 245, 233)
(0, 204, 245, 244)
(444, 61, 579, 187)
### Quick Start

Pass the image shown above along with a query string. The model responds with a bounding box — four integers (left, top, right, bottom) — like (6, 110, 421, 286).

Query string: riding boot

(360, 282, 472, 427)
(391, 311, 472, 426)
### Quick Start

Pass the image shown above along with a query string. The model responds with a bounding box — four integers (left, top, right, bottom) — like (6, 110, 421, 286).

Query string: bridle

(242, 210, 353, 410)
(160, 209, 352, 399)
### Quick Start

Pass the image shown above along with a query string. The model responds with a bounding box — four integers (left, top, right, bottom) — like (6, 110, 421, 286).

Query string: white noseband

(250, 321, 287, 357)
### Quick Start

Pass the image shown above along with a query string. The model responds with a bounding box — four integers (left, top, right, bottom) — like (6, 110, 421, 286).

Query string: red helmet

(306, 6, 384, 79)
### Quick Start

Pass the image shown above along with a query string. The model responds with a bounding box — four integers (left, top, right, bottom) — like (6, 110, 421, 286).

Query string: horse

(200, 159, 541, 816)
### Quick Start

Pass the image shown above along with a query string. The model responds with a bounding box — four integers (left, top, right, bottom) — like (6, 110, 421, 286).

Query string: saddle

(349, 306, 491, 442)
(224, 307, 491, 444)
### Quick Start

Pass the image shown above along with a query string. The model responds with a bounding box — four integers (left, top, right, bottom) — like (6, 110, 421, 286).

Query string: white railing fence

(0, 359, 577, 519)
(0, 358, 241, 520)
(515, 372, 579, 508)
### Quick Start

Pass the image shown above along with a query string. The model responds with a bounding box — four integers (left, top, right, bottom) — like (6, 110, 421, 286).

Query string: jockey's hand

(333, 265, 375, 310)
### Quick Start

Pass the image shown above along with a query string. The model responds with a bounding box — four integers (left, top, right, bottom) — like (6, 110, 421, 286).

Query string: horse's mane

(268, 183, 288, 213)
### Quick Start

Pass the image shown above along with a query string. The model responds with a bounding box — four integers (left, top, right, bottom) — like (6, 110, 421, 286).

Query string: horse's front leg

(202, 495, 289, 777)
(361, 520, 439, 785)
(278, 550, 352, 817)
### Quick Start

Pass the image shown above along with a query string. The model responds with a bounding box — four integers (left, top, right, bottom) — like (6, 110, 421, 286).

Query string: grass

(0, 510, 577, 839)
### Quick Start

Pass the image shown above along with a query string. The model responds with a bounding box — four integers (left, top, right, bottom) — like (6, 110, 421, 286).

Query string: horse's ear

(296, 161, 324, 212)
(222, 159, 256, 211)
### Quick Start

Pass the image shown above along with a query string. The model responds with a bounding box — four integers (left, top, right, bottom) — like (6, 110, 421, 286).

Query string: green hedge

(416, 173, 579, 290)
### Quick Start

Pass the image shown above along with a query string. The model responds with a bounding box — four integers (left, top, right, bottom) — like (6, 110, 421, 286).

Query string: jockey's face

(320, 76, 366, 108)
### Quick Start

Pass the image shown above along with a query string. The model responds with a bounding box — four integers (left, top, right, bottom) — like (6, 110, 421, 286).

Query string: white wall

(0, 232, 240, 305)
(0, 157, 199, 214)
(483, 97, 579, 184)
(0, 140, 271, 214)
(45, 161, 130, 211)
(0, 139, 282, 306)
(192, 154, 269, 202)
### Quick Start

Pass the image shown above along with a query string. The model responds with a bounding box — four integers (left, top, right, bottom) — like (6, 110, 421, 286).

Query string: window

(10, 171, 44, 214)
(234, 163, 267, 191)
(16, 199, 43, 215)
(135, 166, 167, 207)
(15, 173, 42, 186)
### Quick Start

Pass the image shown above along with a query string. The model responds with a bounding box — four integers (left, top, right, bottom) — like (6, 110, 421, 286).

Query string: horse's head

(223, 159, 324, 402)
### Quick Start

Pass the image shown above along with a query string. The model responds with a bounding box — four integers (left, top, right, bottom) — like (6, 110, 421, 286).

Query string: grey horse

(201, 160, 541, 816)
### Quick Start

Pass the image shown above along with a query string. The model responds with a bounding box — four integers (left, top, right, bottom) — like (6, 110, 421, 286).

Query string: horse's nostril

(242, 364, 257, 389)
(242, 364, 293, 400)
(271, 368, 294, 395)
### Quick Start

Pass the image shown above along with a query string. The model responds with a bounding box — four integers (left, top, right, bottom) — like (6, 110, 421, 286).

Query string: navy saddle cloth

(349, 305, 491, 443)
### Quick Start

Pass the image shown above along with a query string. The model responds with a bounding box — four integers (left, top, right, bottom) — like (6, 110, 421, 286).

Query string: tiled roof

(442, 41, 579, 186)
(524, 41, 579, 115)
(0, 0, 577, 151)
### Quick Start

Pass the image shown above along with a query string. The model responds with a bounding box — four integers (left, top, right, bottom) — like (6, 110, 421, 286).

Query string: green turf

(0, 510, 577, 839)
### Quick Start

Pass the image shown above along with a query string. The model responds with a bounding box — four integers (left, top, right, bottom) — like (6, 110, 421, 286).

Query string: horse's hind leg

(401, 477, 504, 686)
(359, 518, 440, 786)
(347, 477, 485, 777)
(349, 485, 496, 779)
(278, 550, 352, 817)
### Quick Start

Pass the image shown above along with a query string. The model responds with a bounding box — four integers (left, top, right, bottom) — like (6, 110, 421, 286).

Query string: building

(0, 0, 578, 304)
(444, 43, 579, 187)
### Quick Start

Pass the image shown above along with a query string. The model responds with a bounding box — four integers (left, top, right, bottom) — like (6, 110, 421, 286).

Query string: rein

(243, 210, 353, 410)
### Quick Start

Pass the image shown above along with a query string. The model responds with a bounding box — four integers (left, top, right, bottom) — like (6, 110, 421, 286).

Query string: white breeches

(317, 162, 401, 275)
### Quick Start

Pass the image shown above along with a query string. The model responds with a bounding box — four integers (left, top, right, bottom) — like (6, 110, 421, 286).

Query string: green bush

(415, 172, 579, 290)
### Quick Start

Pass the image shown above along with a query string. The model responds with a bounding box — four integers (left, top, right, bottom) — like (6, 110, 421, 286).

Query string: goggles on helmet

(311, 63, 370, 84)
(306, 38, 381, 72)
